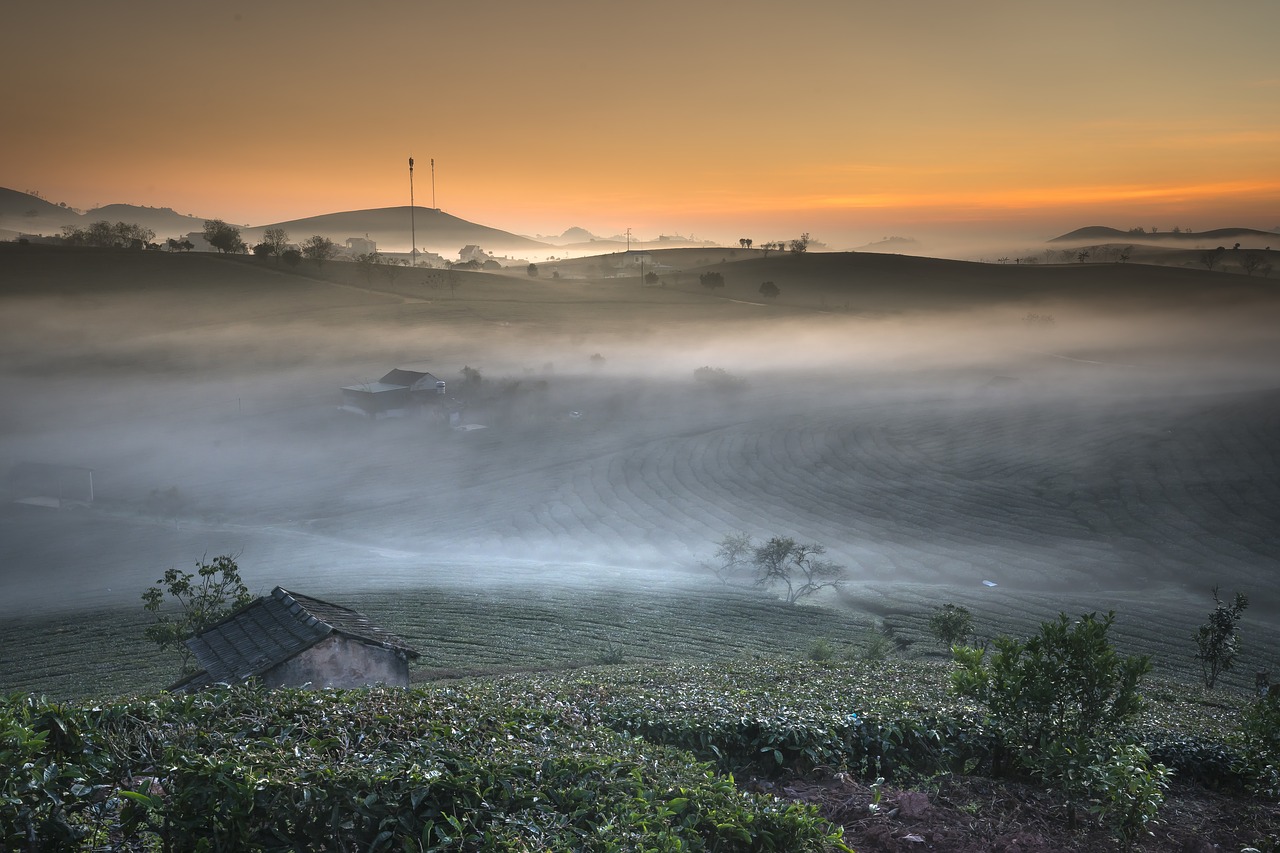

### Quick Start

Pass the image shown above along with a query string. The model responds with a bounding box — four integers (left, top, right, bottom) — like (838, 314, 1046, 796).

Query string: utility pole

(431, 158, 436, 209)
(408, 157, 416, 266)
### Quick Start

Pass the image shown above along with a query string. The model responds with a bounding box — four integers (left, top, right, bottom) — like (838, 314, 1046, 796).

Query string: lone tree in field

(1195, 586, 1249, 689)
(203, 219, 246, 254)
(142, 555, 253, 673)
(758, 281, 779, 299)
(752, 537, 845, 604)
(789, 233, 810, 254)
(929, 603, 973, 647)
(527, 263, 539, 277)
(1200, 247, 1225, 270)
(301, 235, 338, 266)
(1240, 252, 1264, 276)
(699, 271, 725, 291)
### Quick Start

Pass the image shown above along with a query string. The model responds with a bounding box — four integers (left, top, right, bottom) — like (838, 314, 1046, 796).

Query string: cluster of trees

(753, 235, 811, 257)
(201, 221, 336, 267)
(59, 220, 155, 249)
(1201, 246, 1272, 277)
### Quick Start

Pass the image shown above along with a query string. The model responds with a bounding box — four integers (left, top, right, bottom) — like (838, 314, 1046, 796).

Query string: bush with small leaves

(1086, 743, 1172, 847)
(1232, 689, 1280, 798)
(1194, 586, 1248, 689)
(928, 603, 973, 648)
(952, 612, 1162, 827)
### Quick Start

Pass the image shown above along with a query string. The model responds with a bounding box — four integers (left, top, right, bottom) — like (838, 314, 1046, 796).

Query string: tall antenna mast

(408, 157, 416, 267)
(431, 158, 436, 209)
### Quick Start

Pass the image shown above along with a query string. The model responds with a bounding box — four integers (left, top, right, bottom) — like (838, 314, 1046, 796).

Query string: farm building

(169, 586, 420, 694)
(339, 368, 448, 418)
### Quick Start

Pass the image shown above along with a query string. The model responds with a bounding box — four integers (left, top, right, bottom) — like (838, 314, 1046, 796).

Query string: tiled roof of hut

(168, 587, 418, 693)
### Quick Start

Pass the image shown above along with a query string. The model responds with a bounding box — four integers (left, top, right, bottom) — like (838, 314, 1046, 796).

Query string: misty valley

(2, 241, 1279, 850)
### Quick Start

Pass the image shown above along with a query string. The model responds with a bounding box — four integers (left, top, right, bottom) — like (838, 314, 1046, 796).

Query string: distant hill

(0, 188, 80, 237)
(246, 206, 549, 255)
(1051, 225, 1277, 244)
(0, 188, 552, 254)
(541, 226, 598, 244)
(0, 190, 213, 241)
(854, 236, 919, 253)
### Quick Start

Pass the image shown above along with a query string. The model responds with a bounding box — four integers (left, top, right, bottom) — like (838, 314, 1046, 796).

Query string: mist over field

(1, 244, 1277, 648)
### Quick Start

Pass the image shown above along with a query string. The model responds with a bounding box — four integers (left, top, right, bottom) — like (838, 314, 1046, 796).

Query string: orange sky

(3, 0, 1278, 248)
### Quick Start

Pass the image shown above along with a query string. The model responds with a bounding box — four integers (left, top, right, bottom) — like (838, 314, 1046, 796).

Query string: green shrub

(1232, 689, 1280, 797)
(1085, 743, 1172, 847)
(807, 638, 836, 662)
(928, 603, 973, 648)
(952, 612, 1165, 827)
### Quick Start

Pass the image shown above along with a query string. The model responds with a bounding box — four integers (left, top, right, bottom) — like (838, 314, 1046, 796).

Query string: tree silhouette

(203, 220, 246, 254)
(301, 235, 338, 266)
(699, 271, 725, 291)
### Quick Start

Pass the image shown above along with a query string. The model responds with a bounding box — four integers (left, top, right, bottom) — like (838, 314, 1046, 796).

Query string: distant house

(183, 231, 215, 251)
(346, 236, 376, 255)
(340, 369, 449, 418)
(169, 586, 420, 694)
(458, 244, 490, 264)
(614, 251, 652, 269)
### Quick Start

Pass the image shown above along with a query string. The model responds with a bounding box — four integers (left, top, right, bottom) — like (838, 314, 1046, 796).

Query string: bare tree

(704, 531, 755, 585)
(752, 537, 845, 604)
(789, 233, 811, 254)
(259, 227, 289, 257)
(1240, 253, 1264, 276)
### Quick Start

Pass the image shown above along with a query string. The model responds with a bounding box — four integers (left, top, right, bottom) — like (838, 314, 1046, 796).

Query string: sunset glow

(3, 0, 1278, 247)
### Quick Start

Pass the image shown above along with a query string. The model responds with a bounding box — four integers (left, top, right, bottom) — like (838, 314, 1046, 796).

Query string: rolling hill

(0, 188, 550, 254)
(1051, 225, 1277, 244)
(243, 205, 550, 255)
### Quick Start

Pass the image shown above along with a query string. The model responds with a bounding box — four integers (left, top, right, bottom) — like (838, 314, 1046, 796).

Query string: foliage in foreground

(1, 686, 845, 852)
(5, 649, 1275, 851)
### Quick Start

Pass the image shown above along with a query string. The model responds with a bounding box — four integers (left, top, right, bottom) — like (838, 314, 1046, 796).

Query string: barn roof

(379, 369, 442, 390)
(169, 587, 418, 693)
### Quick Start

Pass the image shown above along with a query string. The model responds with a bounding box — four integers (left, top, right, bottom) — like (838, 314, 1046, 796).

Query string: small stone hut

(169, 587, 419, 693)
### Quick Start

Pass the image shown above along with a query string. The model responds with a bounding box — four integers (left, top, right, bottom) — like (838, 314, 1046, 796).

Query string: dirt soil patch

(750, 773, 1279, 852)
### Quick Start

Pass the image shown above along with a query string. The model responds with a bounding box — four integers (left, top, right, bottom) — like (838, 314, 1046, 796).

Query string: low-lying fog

(2, 254, 1278, 623)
